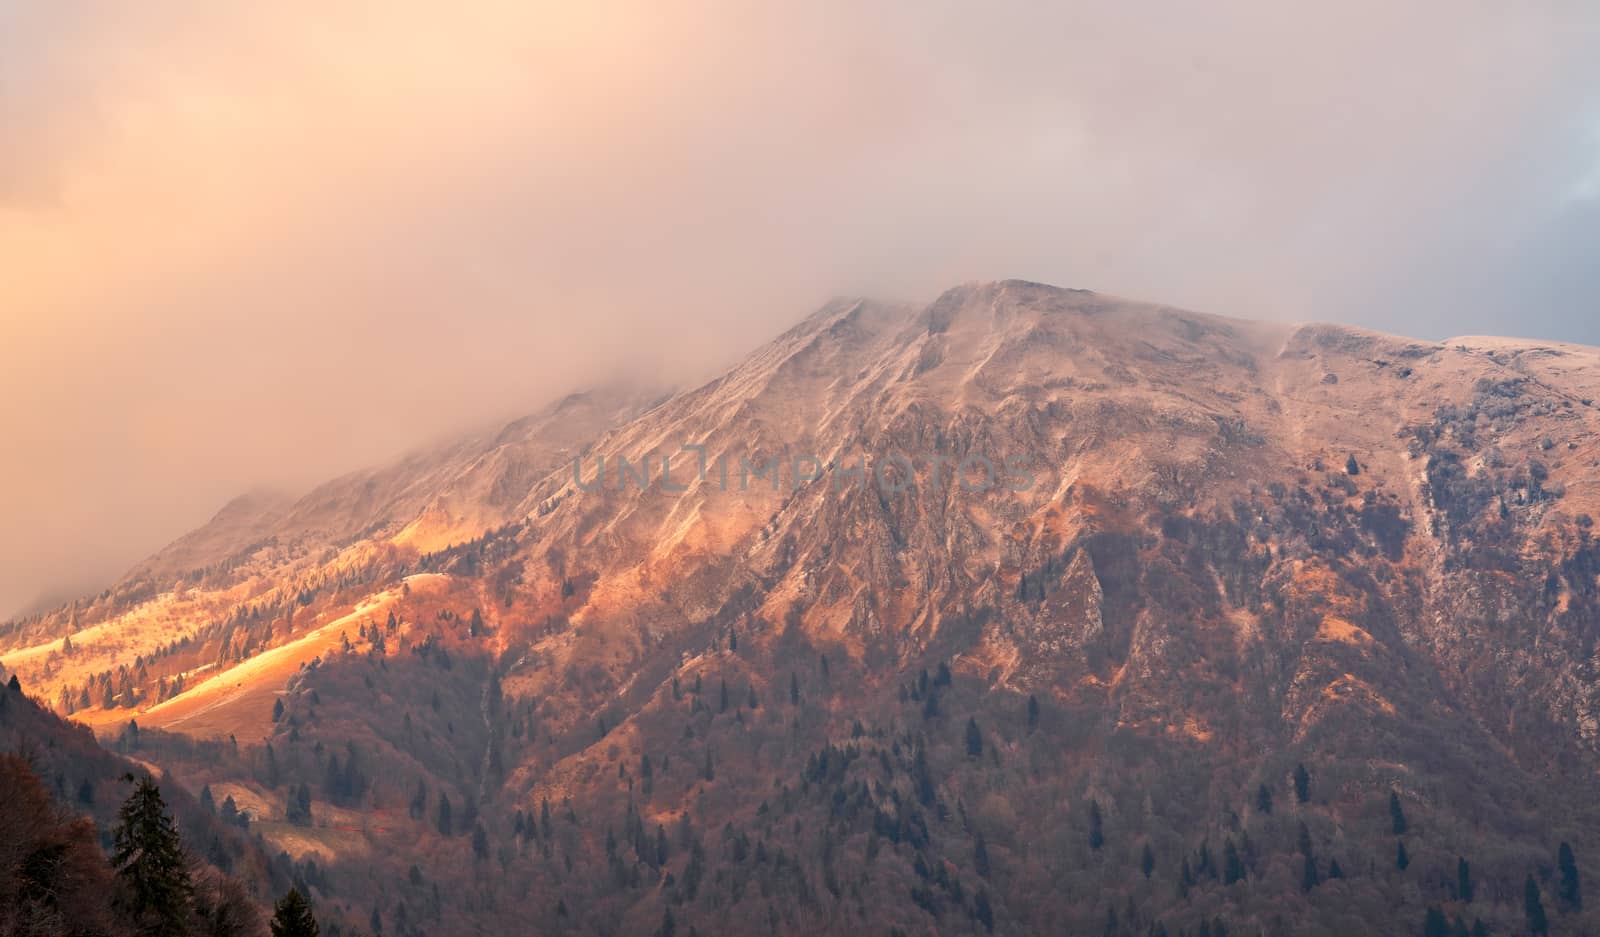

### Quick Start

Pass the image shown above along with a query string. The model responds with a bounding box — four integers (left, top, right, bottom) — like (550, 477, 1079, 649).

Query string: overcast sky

(2, 1, 1599, 618)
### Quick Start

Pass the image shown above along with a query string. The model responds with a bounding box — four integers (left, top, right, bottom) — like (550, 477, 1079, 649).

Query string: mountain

(6, 280, 1600, 936)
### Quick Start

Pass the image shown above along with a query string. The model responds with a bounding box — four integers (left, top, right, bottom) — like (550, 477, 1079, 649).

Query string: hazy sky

(3, 1, 1599, 618)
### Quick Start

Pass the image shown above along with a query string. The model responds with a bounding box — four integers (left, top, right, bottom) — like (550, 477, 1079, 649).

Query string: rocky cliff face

(6, 280, 1600, 935)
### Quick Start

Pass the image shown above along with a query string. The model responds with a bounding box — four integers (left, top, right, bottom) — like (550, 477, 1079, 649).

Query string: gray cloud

(2, 0, 1599, 616)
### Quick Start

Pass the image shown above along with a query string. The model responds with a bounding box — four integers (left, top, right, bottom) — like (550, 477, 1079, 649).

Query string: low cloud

(3, 0, 1598, 615)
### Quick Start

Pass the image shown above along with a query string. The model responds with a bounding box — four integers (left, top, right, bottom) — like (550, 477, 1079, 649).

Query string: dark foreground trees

(114, 773, 196, 937)
(270, 888, 320, 937)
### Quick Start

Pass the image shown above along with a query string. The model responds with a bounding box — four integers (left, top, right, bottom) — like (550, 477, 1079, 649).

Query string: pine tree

(1301, 854, 1319, 891)
(1294, 763, 1311, 803)
(1389, 792, 1407, 835)
(789, 672, 800, 705)
(1328, 857, 1344, 879)
(1559, 841, 1582, 910)
(965, 718, 983, 759)
(112, 775, 195, 937)
(1223, 838, 1246, 884)
(1457, 856, 1474, 903)
(1526, 874, 1549, 935)
(1422, 907, 1449, 937)
(1088, 800, 1104, 851)
(1256, 784, 1273, 815)
(270, 888, 320, 937)
(1027, 694, 1040, 730)
(974, 888, 994, 932)
(1396, 840, 1410, 871)
(437, 792, 453, 836)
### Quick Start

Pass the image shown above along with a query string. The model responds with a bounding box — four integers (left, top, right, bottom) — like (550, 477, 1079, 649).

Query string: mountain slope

(7, 280, 1600, 935)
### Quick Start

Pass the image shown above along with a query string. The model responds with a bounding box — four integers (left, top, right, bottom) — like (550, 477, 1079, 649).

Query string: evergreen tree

(1328, 857, 1344, 879)
(1256, 784, 1273, 815)
(1526, 874, 1549, 935)
(1297, 821, 1314, 857)
(1396, 840, 1410, 871)
(112, 775, 195, 937)
(1389, 792, 1408, 835)
(1088, 800, 1104, 851)
(1141, 842, 1156, 879)
(974, 832, 991, 878)
(1223, 838, 1246, 884)
(436, 792, 453, 836)
(1559, 841, 1582, 910)
(1293, 763, 1311, 803)
(286, 783, 312, 826)
(974, 888, 994, 932)
(1422, 907, 1449, 937)
(965, 718, 983, 759)
(269, 888, 320, 937)
(1027, 694, 1040, 730)
(789, 673, 799, 705)
(1457, 857, 1474, 903)
(719, 680, 729, 713)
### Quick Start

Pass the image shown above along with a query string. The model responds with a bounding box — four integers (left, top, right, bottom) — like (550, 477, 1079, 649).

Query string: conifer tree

(112, 775, 195, 937)
(1256, 784, 1273, 815)
(1559, 842, 1582, 910)
(974, 888, 994, 932)
(270, 888, 320, 937)
(965, 718, 983, 759)
(1396, 840, 1410, 871)
(1223, 838, 1246, 884)
(1422, 907, 1449, 937)
(436, 792, 453, 836)
(1389, 792, 1408, 835)
(1526, 874, 1549, 935)
(1141, 842, 1156, 879)
(1457, 857, 1474, 903)
(1088, 800, 1104, 851)
(1293, 763, 1311, 803)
